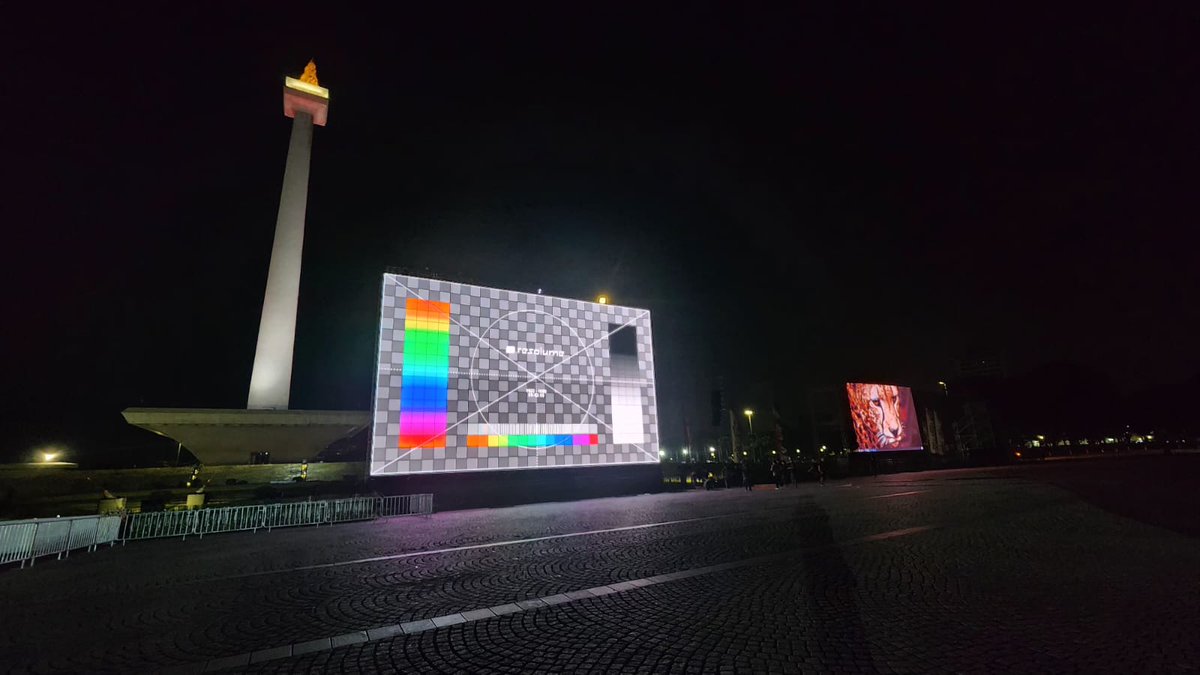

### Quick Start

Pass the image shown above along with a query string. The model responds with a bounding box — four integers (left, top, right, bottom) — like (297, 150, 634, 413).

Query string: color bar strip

(465, 434, 599, 448)
(398, 298, 451, 449)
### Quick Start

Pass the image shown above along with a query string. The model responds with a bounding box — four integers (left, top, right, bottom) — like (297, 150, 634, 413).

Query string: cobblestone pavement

(1, 458, 1198, 673)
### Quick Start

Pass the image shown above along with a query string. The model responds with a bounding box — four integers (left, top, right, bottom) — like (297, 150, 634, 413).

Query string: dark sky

(3, 4, 1197, 465)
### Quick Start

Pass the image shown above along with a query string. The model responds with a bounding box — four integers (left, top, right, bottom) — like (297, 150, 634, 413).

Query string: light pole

(743, 409, 755, 463)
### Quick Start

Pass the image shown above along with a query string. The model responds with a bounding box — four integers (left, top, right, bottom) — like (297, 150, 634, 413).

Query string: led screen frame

(370, 274, 659, 475)
(846, 382, 924, 452)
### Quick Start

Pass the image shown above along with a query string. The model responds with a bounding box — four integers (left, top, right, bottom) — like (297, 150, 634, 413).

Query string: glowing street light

(41, 451, 59, 463)
(597, 295, 609, 305)
(743, 409, 754, 435)
(681, 448, 689, 456)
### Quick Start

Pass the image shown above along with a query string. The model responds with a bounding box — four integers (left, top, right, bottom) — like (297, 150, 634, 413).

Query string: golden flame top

(299, 60, 319, 86)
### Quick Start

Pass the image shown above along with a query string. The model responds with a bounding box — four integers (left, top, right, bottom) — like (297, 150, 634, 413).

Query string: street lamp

(40, 451, 58, 463)
(743, 410, 755, 462)
(597, 294, 609, 305)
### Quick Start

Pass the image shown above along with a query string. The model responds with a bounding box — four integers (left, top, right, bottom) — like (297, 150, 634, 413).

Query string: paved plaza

(1, 457, 1198, 673)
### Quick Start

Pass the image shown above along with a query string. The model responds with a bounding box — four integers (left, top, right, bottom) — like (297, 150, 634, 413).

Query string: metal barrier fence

(380, 493, 433, 517)
(120, 493, 433, 541)
(1, 494, 433, 566)
(0, 514, 122, 568)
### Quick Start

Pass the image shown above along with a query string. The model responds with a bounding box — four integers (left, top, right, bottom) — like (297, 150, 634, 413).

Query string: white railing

(0, 514, 122, 568)
(120, 493, 433, 541)
(380, 493, 433, 517)
(1, 494, 433, 566)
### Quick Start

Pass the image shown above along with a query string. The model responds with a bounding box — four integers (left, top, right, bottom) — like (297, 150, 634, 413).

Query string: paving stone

(203, 653, 249, 671)
(430, 613, 466, 628)
(248, 645, 292, 663)
(365, 625, 404, 641)
(329, 631, 368, 648)
(290, 638, 331, 656)
(400, 619, 436, 634)
(460, 608, 497, 621)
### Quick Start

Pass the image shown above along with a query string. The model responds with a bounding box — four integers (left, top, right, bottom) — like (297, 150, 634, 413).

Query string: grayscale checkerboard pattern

(371, 274, 658, 475)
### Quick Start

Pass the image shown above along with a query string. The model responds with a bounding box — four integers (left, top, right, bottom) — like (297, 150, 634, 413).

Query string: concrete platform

(122, 408, 369, 465)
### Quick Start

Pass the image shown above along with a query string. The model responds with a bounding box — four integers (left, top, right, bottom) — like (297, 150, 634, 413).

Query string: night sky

(4, 4, 1197, 465)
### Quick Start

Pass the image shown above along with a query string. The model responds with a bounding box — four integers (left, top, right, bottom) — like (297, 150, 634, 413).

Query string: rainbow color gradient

(466, 434, 599, 448)
(398, 298, 451, 449)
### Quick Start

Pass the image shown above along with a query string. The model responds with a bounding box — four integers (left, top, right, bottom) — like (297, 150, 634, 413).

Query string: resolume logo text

(505, 345, 566, 358)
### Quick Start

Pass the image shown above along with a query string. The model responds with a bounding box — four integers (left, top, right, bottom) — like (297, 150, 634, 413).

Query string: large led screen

(371, 274, 659, 475)
(846, 382, 924, 452)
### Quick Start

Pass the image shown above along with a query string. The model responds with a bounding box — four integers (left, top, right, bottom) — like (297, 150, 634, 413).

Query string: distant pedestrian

(812, 459, 825, 486)
(743, 464, 753, 491)
(772, 457, 786, 490)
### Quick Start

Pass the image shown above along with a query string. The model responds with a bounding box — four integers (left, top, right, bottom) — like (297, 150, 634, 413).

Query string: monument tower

(123, 62, 368, 465)
(247, 61, 330, 409)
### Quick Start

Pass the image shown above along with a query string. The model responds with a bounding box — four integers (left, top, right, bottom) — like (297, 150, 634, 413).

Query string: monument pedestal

(122, 408, 368, 465)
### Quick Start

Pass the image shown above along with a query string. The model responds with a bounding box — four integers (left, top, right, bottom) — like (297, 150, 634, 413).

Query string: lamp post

(743, 409, 754, 461)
